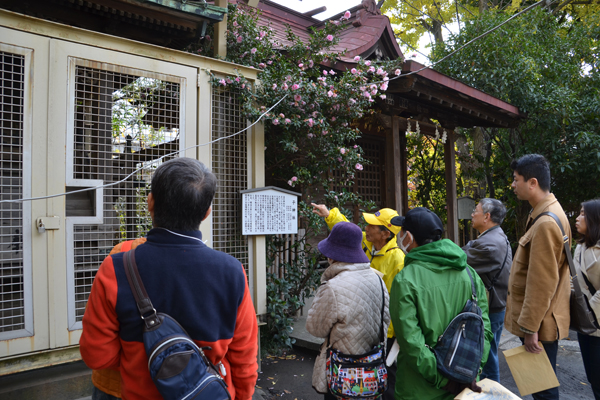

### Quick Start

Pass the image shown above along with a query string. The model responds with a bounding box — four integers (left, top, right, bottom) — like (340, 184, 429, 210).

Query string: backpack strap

(465, 266, 477, 305)
(123, 249, 160, 329)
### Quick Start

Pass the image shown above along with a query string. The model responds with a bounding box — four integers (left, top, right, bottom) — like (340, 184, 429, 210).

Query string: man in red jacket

(80, 158, 258, 400)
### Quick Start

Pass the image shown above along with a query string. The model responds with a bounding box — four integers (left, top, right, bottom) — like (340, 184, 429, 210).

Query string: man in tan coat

(505, 154, 571, 400)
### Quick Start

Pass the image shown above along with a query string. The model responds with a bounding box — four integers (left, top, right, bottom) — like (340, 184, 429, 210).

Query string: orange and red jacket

(80, 229, 258, 400)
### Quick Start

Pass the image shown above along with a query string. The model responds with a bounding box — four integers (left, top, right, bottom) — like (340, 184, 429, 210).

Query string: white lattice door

(48, 40, 197, 348)
(0, 27, 198, 358)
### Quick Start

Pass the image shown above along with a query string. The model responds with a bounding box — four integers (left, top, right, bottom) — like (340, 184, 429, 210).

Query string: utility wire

(0, 94, 289, 204)
(3, 0, 554, 204)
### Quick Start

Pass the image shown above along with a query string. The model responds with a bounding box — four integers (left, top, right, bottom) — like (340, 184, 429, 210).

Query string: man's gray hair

(479, 198, 507, 225)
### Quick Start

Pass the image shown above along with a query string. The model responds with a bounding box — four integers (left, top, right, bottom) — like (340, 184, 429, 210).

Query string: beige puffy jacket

(306, 261, 390, 393)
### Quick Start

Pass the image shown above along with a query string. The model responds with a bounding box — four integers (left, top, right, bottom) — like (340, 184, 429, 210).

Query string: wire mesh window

(331, 139, 384, 211)
(211, 85, 248, 272)
(69, 63, 180, 322)
(0, 51, 25, 333)
(355, 140, 384, 208)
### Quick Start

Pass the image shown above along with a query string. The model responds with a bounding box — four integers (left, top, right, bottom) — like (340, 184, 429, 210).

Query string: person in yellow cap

(312, 203, 405, 400)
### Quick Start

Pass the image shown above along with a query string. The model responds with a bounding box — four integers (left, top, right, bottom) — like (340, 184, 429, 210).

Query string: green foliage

(431, 6, 600, 241)
(185, 4, 403, 352)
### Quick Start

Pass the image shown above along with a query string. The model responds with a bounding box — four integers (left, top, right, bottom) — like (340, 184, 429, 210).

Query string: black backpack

(123, 249, 231, 400)
(433, 267, 485, 384)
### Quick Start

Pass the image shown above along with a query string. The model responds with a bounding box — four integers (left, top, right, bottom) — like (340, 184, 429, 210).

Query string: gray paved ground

(260, 315, 595, 400)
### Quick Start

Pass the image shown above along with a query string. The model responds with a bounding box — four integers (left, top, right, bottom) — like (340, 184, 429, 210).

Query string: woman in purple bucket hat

(306, 222, 390, 399)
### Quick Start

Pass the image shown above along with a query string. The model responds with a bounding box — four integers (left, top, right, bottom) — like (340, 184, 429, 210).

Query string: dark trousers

(383, 337, 397, 400)
(92, 387, 121, 400)
(577, 333, 600, 400)
(519, 338, 559, 400)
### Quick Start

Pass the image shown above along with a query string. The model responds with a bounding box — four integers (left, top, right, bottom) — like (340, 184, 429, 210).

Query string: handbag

(326, 277, 388, 399)
(531, 212, 598, 335)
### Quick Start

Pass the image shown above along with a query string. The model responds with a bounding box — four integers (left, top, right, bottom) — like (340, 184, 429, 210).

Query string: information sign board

(241, 187, 301, 235)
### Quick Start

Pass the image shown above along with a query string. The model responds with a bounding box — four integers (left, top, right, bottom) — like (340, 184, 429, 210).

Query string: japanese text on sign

(242, 189, 299, 235)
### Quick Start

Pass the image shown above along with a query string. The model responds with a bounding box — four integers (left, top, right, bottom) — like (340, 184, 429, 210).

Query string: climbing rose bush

(196, 3, 403, 351)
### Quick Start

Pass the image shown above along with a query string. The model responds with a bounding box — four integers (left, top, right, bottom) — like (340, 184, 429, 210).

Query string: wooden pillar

(214, 0, 228, 59)
(391, 117, 405, 215)
(444, 131, 458, 243)
(399, 127, 408, 216)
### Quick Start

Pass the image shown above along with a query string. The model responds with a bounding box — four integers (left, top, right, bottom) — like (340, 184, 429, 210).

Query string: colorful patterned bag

(326, 278, 387, 399)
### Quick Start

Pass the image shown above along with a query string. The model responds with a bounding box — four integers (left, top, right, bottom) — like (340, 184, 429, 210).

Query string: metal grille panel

(0, 51, 25, 333)
(331, 139, 384, 210)
(211, 86, 248, 271)
(70, 64, 180, 322)
(355, 140, 383, 207)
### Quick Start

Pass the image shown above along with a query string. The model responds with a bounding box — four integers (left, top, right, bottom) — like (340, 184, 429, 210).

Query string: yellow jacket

(325, 208, 405, 338)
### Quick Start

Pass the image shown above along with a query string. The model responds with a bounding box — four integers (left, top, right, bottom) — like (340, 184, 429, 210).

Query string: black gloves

(442, 379, 482, 395)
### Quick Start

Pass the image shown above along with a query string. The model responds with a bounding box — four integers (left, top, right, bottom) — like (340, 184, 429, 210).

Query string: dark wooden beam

(444, 131, 458, 243)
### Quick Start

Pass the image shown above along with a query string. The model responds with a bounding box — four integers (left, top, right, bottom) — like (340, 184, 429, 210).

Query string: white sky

(270, 0, 433, 64)
(270, 0, 363, 20)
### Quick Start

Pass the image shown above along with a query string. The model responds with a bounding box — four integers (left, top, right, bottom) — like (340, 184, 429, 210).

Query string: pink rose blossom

(328, 90, 334, 97)
(237, 36, 243, 43)
(322, 130, 328, 135)
(294, 94, 302, 102)
(308, 118, 314, 127)
(218, 79, 226, 86)
(284, 118, 291, 124)
(259, 31, 266, 39)
(272, 118, 279, 125)
(250, 48, 257, 54)
(349, 98, 356, 104)
(309, 60, 314, 67)
(380, 82, 388, 91)
(282, 83, 289, 90)
(365, 60, 371, 66)
(380, 94, 387, 100)
(233, 21, 239, 27)
(326, 34, 334, 41)
(272, 84, 277, 90)
(332, 20, 340, 26)
(298, 63, 304, 68)
(371, 89, 377, 95)
(368, 66, 376, 73)
(363, 91, 371, 98)
(354, 56, 361, 61)
(344, 10, 351, 19)
(279, 113, 285, 118)
(376, 68, 384, 75)
(267, 60, 273, 65)
(329, 70, 336, 75)
(235, 77, 241, 82)
(258, 63, 266, 68)
(331, 117, 336, 121)
(353, 145, 358, 148)
(291, 84, 300, 90)
(337, 157, 343, 162)
(355, 163, 363, 171)
(307, 133, 315, 138)
(351, 68, 358, 74)
(323, 70, 328, 76)
(340, 148, 346, 154)
(395, 69, 401, 76)
(241, 84, 245, 89)
(291, 176, 297, 182)
(288, 180, 293, 186)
